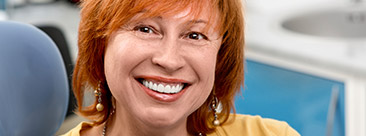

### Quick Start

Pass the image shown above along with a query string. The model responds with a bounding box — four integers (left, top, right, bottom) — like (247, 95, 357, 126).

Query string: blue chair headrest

(0, 21, 69, 136)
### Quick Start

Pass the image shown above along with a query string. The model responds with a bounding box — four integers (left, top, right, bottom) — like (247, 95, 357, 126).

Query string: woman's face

(104, 6, 221, 128)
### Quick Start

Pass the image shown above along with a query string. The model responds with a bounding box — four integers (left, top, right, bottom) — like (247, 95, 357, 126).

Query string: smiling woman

(63, 0, 300, 136)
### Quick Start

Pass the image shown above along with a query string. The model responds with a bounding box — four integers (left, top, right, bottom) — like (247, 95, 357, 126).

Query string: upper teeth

(142, 80, 184, 94)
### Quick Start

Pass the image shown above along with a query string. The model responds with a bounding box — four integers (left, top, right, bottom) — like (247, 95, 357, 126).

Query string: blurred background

(0, 0, 365, 135)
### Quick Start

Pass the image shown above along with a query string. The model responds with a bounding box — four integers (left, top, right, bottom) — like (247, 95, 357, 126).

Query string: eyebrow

(187, 20, 207, 25)
(151, 16, 207, 25)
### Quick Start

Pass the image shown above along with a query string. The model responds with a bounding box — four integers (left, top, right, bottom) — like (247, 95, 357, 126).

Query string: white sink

(282, 8, 366, 39)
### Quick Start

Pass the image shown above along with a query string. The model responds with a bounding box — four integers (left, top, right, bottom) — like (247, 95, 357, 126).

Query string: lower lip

(138, 81, 187, 102)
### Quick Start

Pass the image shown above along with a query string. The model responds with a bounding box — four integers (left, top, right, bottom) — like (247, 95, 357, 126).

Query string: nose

(152, 38, 185, 73)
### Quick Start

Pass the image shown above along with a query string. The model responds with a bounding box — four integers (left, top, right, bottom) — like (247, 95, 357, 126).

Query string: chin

(139, 107, 187, 128)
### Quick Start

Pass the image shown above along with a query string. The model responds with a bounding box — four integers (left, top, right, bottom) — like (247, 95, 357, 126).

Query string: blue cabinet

(0, 0, 5, 10)
(235, 59, 345, 136)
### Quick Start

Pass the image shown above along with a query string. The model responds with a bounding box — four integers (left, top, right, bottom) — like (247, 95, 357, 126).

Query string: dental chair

(0, 21, 69, 136)
(36, 25, 76, 117)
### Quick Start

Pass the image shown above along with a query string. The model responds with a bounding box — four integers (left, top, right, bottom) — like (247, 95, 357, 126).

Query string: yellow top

(62, 114, 300, 136)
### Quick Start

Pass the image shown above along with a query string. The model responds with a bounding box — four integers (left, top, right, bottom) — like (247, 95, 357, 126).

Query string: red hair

(73, 0, 244, 134)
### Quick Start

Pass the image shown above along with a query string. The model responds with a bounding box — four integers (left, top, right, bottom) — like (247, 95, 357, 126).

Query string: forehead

(132, 0, 218, 20)
(130, 0, 220, 31)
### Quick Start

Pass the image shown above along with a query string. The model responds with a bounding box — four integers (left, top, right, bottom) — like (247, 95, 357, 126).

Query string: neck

(105, 105, 190, 136)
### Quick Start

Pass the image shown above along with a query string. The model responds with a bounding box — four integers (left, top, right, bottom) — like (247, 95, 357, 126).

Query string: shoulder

(208, 114, 300, 136)
(61, 122, 92, 136)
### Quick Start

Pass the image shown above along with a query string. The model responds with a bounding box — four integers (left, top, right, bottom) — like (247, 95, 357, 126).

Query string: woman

(64, 0, 300, 135)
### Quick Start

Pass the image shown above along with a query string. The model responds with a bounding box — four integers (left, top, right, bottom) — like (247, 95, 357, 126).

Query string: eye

(133, 25, 156, 34)
(186, 32, 208, 40)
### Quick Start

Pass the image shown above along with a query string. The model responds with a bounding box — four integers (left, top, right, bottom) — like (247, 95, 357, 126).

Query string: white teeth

(164, 85, 171, 93)
(148, 81, 153, 89)
(142, 80, 184, 94)
(153, 83, 158, 90)
(157, 84, 164, 92)
(143, 80, 148, 87)
(171, 86, 176, 92)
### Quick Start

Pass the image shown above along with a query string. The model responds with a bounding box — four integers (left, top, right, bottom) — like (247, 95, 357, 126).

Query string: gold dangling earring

(94, 81, 104, 112)
(211, 93, 220, 126)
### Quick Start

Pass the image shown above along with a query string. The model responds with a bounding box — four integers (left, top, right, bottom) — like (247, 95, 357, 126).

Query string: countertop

(245, 0, 366, 76)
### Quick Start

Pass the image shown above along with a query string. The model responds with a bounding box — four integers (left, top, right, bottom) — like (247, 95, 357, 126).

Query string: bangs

(101, 0, 221, 37)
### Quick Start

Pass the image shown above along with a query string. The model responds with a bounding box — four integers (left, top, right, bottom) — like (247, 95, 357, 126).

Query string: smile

(135, 76, 191, 102)
(142, 80, 185, 94)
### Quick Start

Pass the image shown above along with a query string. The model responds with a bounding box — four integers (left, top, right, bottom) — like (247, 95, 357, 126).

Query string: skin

(82, 5, 222, 136)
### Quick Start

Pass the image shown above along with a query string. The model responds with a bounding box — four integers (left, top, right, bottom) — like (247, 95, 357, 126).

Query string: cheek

(192, 46, 220, 81)
(104, 43, 124, 92)
(202, 55, 217, 90)
(196, 43, 221, 93)
(188, 46, 219, 91)
(104, 36, 142, 85)
(105, 42, 129, 79)
(188, 51, 217, 111)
